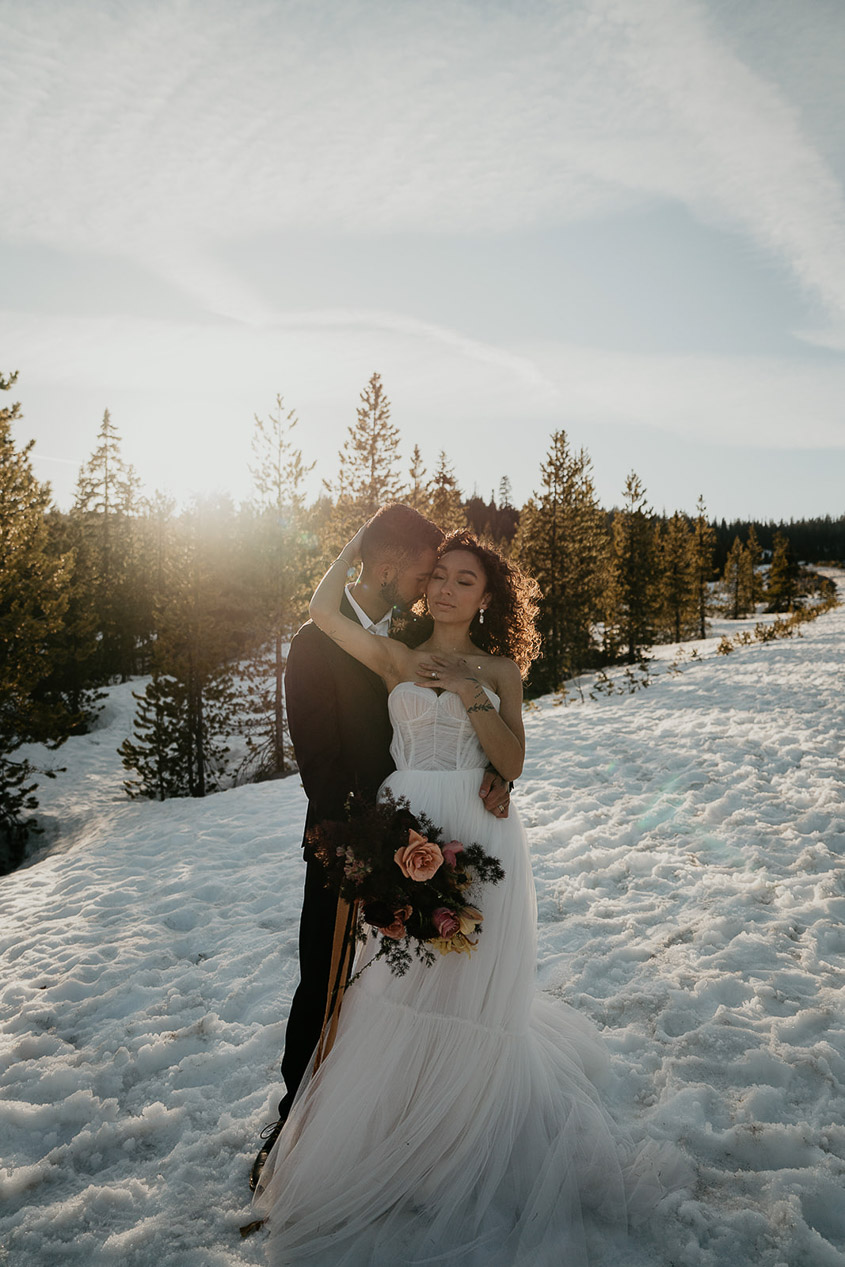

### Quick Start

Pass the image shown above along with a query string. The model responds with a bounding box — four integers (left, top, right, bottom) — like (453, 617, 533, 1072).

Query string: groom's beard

(380, 580, 407, 615)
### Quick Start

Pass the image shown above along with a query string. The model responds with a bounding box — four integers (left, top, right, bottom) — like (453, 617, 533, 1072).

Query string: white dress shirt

(345, 586, 392, 638)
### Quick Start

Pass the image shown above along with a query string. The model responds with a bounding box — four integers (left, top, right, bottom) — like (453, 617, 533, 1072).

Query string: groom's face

(384, 546, 438, 610)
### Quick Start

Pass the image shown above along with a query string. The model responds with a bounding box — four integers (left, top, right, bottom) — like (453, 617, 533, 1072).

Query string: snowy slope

(1, 579, 844, 1267)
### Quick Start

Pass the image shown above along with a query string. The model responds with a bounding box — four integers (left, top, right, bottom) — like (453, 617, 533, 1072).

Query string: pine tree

(120, 649, 237, 800)
(427, 450, 465, 531)
(722, 536, 753, 619)
(745, 525, 763, 606)
(0, 372, 72, 869)
(119, 501, 243, 799)
(75, 409, 139, 520)
(609, 472, 656, 663)
(407, 445, 430, 513)
(766, 531, 799, 612)
(239, 396, 318, 781)
(514, 431, 607, 689)
(135, 490, 177, 661)
(36, 507, 104, 730)
(119, 672, 190, 800)
(74, 410, 144, 681)
(328, 372, 403, 544)
(498, 475, 513, 509)
(465, 488, 519, 551)
(691, 495, 716, 639)
(656, 512, 698, 642)
(249, 396, 313, 509)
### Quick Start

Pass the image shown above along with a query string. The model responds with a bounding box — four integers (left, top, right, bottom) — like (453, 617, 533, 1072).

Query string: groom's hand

(480, 769, 510, 818)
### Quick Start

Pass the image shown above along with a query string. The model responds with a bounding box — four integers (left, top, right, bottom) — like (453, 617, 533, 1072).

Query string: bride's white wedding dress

(254, 684, 659, 1266)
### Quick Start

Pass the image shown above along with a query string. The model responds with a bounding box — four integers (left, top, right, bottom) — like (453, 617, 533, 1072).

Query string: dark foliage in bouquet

(308, 791, 505, 976)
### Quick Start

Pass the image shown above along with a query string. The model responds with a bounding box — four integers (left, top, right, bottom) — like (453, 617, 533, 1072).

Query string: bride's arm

(416, 654, 525, 781)
(309, 529, 410, 685)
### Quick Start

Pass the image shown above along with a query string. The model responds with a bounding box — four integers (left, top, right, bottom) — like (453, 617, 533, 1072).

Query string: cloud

(29, 453, 78, 466)
(4, 0, 845, 327)
(596, 0, 845, 322)
(145, 241, 554, 393)
(522, 337, 845, 449)
(794, 325, 845, 353)
(5, 305, 844, 459)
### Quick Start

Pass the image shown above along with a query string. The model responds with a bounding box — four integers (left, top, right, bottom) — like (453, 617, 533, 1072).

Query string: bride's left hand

(414, 653, 484, 698)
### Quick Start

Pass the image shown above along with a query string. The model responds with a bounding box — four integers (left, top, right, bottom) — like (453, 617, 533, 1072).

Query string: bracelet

(335, 556, 357, 579)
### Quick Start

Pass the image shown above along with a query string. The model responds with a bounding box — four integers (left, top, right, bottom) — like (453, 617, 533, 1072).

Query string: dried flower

(430, 932, 478, 957)
(342, 847, 372, 884)
(458, 906, 482, 935)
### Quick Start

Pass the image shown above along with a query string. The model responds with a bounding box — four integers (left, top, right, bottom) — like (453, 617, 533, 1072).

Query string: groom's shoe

(249, 1118, 286, 1192)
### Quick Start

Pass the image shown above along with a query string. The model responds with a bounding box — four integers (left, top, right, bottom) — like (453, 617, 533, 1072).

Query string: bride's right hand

(342, 524, 367, 564)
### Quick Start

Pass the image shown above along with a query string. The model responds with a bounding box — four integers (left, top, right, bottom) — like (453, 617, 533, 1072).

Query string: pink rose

(394, 829, 443, 882)
(441, 841, 464, 869)
(381, 905, 413, 940)
(432, 907, 461, 938)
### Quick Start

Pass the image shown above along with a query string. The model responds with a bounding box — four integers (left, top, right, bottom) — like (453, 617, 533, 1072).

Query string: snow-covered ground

(2, 578, 844, 1267)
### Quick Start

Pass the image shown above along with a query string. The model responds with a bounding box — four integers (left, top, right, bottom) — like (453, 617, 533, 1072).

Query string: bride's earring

(478, 608, 485, 624)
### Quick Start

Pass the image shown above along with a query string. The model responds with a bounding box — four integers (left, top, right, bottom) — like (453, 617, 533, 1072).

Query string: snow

(2, 575, 844, 1267)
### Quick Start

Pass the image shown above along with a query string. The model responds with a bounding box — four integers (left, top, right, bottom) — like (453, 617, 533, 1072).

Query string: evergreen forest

(2, 368, 840, 873)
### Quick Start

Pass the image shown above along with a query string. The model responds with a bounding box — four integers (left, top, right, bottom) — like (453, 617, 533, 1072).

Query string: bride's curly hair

(396, 530, 542, 677)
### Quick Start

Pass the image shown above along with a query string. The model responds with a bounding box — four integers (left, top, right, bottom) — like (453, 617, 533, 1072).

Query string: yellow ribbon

(313, 895, 359, 1071)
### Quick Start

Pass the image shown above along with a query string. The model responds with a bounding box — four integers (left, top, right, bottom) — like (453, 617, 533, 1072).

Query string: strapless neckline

(389, 681, 501, 707)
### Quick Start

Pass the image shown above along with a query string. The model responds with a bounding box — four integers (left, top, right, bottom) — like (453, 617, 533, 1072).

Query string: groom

(250, 503, 511, 1190)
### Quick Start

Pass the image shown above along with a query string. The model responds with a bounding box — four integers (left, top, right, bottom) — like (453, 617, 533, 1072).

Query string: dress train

(253, 684, 687, 1265)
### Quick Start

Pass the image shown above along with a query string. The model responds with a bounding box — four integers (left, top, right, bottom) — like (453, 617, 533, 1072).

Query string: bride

(253, 526, 642, 1266)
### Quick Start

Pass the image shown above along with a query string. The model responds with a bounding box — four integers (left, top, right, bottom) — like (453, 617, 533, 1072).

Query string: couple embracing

(249, 503, 643, 1267)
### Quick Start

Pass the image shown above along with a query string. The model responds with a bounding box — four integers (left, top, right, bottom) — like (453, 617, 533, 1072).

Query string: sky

(2, 0, 845, 522)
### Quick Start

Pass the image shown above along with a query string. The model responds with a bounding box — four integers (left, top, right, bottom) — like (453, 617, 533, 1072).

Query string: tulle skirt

(254, 769, 650, 1266)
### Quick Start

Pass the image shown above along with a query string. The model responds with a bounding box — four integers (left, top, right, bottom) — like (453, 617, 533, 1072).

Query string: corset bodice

(388, 681, 499, 772)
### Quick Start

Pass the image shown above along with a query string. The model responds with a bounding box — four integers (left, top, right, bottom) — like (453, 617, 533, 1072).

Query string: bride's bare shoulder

(481, 653, 522, 695)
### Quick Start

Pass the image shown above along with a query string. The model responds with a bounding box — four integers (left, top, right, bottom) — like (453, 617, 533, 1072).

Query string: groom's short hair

(361, 503, 444, 567)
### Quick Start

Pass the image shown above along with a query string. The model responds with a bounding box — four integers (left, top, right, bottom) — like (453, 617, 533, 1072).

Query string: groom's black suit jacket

(285, 593, 396, 838)
(277, 594, 396, 1117)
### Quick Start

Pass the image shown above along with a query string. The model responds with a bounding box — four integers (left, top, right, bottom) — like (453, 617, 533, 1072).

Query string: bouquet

(308, 791, 505, 977)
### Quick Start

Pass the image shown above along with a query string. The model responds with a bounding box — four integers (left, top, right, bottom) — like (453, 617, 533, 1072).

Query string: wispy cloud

(29, 453, 79, 467)
(522, 336, 845, 449)
(4, 0, 845, 327)
(145, 242, 554, 393)
(5, 306, 844, 458)
(596, 0, 845, 323)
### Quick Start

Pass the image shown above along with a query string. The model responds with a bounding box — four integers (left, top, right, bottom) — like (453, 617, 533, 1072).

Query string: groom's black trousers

(277, 853, 338, 1120)
(278, 608, 395, 1120)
